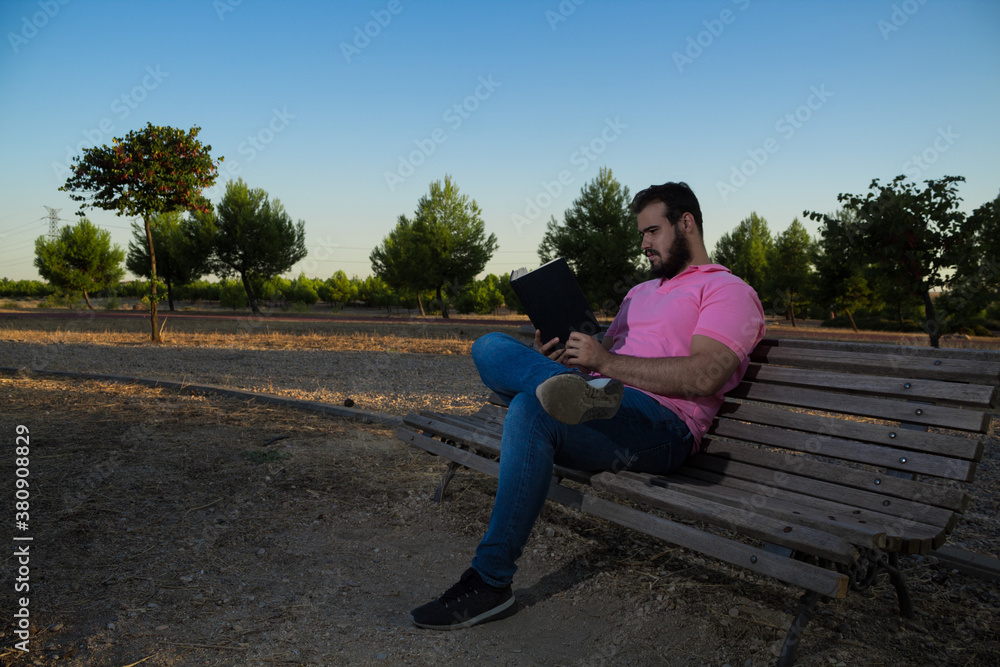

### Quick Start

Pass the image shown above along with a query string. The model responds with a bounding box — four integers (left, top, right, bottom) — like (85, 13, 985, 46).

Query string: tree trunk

(922, 288, 940, 348)
(845, 309, 859, 333)
(82, 290, 95, 311)
(416, 293, 426, 317)
(144, 216, 161, 343)
(241, 272, 261, 315)
(436, 285, 449, 319)
(789, 291, 797, 327)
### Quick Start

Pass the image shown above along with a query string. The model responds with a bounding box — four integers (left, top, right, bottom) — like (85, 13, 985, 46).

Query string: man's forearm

(594, 346, 739, 398)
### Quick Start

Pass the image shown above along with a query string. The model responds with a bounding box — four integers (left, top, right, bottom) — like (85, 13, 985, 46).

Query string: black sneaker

(410, 568, 516, 630)
(535, 373, 624, 424)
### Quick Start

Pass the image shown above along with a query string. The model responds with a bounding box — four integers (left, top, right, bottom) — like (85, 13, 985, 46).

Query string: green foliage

(766, 218, 816, 324)
(210, 179, 308, 314)
(320, 270, 356, 306)
(944, 194, 1000, 321)
(371, 175, 498, 317)
(38, 291, 81, 309)
(712, 212, 773, 298)
(0, 278, 56, 299)
(126, 211, 209, 311)
(498, 272, 524, 314)
(454, 274, 505, 315)
(118, 278, 164, 298)
(34, 219, 125, 310)
(219, 279, 248, 309)
(175, 279, 220, 302)
(806, 175, 971, 347)
(538, 167, 643, 313)
(354, 275, 393, 308)
(60, 123, 221, 219)
(291, 273, 320, 305)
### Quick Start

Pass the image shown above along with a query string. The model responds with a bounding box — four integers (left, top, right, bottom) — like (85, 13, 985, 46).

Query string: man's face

(637, 201, 691, 280)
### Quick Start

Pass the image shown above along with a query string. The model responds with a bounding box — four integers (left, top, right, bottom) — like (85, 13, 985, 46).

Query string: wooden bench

(395, 337, 999, 666)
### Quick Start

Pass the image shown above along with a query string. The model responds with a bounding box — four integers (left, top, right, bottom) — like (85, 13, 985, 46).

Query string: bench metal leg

(433, 460, 461, 503)
(884, 552, 915, 618)
(777, 590, 821, 667)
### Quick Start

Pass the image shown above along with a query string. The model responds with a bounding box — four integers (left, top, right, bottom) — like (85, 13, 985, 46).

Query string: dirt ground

(1, 374, 997, 667)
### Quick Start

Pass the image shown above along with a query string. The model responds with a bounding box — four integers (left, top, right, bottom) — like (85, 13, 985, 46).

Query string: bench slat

(579, 494, 849, 598)
(751, 344, 1000, 385)
(623, 471, 888, 550)
(690, 442, 957, 530)
(727, 381, 990, 432)
(674, 465, 946, 554)
(716, 401, 985, 461)
(743, 364, 997, 408)
(591, 472, 858, 564)
(710, 419, 976, 482)
(402, 414, 594, 485)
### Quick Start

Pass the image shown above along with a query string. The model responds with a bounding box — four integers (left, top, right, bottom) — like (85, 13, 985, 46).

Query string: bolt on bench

(395, 337, 999, 666)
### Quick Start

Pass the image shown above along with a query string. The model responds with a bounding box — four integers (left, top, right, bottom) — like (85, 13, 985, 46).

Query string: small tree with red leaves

(60, 123, 222, 342)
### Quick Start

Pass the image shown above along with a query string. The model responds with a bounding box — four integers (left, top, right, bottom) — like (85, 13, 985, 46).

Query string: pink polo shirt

(603, 264, 766, 452)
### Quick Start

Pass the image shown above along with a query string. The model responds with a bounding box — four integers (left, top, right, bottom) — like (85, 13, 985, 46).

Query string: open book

(510, 258, 601, 347)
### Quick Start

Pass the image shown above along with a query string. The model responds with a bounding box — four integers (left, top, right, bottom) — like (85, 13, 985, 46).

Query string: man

(410, 181, 766, 630)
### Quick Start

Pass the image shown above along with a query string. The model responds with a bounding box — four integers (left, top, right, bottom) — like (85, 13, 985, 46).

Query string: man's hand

(534, 329, 567, 364)
(562, 332, 611, 373)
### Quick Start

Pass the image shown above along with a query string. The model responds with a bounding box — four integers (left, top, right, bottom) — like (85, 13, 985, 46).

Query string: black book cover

(510, 258, 600, 347)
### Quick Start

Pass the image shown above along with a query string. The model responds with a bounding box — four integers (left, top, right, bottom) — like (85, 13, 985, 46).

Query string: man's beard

(649, 228, 692, 280)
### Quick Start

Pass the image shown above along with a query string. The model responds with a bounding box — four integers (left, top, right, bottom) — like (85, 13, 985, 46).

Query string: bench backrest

(698, 337, 998, 552)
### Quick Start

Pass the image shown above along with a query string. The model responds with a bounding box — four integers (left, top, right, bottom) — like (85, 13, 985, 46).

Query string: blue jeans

(469, 332, 693, 587)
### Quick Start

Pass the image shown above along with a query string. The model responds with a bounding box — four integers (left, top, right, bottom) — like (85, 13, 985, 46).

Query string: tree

(319, 270, 356, 307)
(60, 123, 221, 342)
(291, 273, 320, 306)
(944, 193, 1000, 323)
(454, 274, 505, 315)
(712, 212, 773, 298)
(767, 218, 815, 326)
(811, 207, 881, 331)
(806, 175, 971, 347)
(538, 167, 643, 313)
(371, 175, 497, 318)
(34, 219, 125, 310)
(126, 211, 208, 311)
(210, 179, 308, 315)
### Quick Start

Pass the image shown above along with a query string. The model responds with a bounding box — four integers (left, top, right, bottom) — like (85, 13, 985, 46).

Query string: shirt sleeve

(692, 280, 766, 362)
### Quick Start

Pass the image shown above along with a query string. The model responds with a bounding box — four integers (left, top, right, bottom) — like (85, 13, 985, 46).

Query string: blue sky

(1, 0, 998, 283)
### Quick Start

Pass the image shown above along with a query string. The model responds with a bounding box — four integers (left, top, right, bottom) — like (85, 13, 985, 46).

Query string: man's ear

(680, 212, 696, 234)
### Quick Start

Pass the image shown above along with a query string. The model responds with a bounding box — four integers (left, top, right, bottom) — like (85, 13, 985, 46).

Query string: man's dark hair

(631, 181, 703, 236)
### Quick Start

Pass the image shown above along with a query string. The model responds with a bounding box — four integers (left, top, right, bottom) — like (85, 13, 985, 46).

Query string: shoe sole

(535, 374, 624, 425)
(409, 595, 517, 630)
